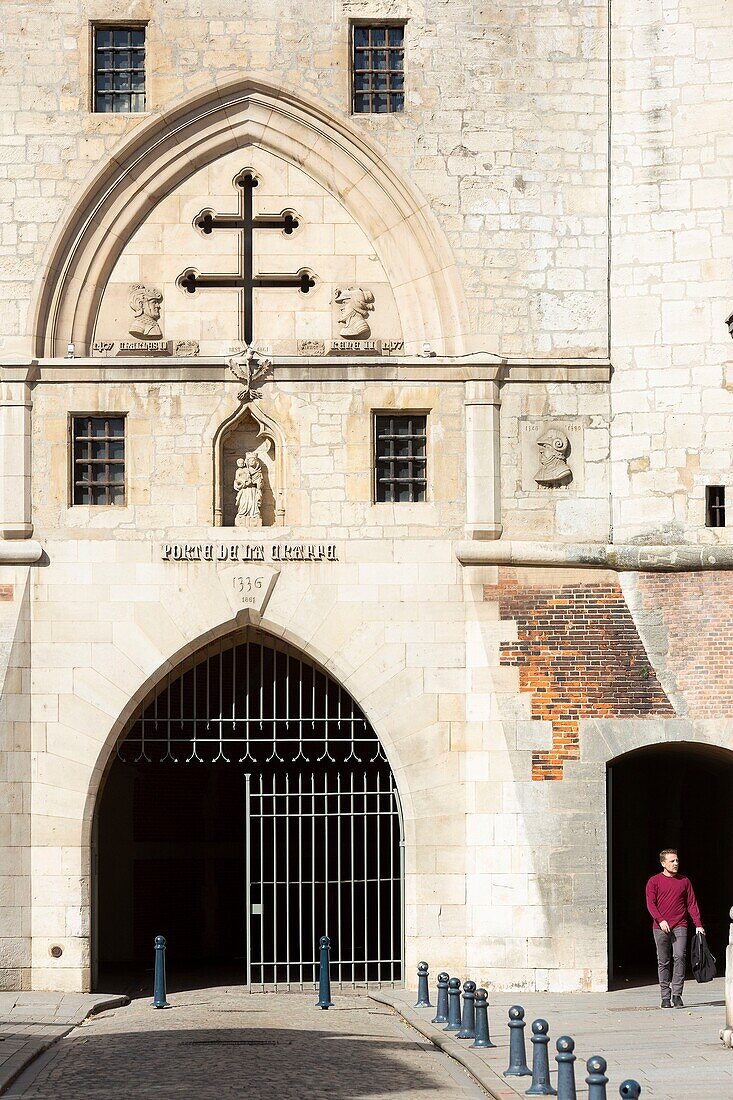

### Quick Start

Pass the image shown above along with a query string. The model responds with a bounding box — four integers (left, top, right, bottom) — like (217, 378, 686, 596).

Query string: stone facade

(0, 1, 732, 994)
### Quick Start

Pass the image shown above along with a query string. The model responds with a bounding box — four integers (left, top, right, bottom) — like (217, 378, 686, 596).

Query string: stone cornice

(456, 539, 733, 572)
(0, 540, 43, 564)
(25, 356, 612, 385)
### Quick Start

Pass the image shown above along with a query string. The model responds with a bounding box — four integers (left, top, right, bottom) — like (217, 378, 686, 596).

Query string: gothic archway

(607, 742, 733, 987)
(31, 75, 469, 357)
(94, 630, 404, 991)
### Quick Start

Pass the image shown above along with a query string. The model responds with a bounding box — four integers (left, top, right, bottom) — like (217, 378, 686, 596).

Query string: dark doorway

(94, 633, 403, 994)
(608, 742, 733, 988)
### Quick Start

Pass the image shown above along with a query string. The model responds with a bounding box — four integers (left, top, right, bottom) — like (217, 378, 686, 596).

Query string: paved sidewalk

(0, 992, 128, 1096)
(375, 979, 732, 1100)
(5, 988, 487, 1098)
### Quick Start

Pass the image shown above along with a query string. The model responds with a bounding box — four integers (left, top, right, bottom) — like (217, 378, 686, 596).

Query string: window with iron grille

(94, 26, 146, 113)
(706, 485, 726, 528)
(374, 414, 427, 502)
(352, 25, 405, 114)
(72, 416, 126, 505)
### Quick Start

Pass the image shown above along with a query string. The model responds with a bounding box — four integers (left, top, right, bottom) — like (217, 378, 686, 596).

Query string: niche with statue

(213, 406, 284, 527)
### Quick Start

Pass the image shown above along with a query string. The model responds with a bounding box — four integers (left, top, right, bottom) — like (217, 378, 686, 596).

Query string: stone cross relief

(227, 346, 273, 403)
(177, 168, 316, 346)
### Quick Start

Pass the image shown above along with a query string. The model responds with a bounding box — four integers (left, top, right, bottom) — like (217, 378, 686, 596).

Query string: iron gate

(115, 633, 404, 986)
(246, 769, 402, 987)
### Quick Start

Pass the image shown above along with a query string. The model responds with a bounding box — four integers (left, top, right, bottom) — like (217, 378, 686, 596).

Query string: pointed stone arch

(31, 74, 470, 357)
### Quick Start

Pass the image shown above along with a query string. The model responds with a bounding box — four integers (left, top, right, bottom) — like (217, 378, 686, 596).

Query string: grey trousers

(653, 925, 688, 999)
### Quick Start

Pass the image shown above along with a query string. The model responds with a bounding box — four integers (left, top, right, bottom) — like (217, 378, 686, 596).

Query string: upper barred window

(94, 27, 146, 113)
(352, 25, 405, 114)
(72, 416, 126, 505)
(374, 414, 427, 502)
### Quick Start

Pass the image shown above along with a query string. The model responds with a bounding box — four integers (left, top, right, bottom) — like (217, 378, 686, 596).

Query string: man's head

(659, 849, 679, 874)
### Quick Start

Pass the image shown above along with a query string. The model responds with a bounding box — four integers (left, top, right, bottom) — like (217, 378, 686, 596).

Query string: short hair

(659, 848, 678, 863)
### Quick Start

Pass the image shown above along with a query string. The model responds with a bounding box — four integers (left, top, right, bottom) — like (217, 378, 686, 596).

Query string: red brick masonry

(636, 572, 733, 719)
(484, 578, 674, 780)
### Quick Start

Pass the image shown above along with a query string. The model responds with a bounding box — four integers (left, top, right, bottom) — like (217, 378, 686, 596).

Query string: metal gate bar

(247, 769, 402, 987)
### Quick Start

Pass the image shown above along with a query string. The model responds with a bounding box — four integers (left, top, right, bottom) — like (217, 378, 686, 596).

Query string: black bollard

(432, 971, 450, 1023)
(415, 961, 432, 1008)
(444, 976, 462, 1032)
(555, 1036, 577, 1100)
(618, 1083, 641, 1100)
(526, 1019, 557, 1096)
(471, 987, 495, 1049)
(457, 979, 477, 1039)
(152, 934, 170, 1009)
(315, 934, 334, 1009)
(505, 1005, 531, 1077)
(585, 1056, 608, 1100)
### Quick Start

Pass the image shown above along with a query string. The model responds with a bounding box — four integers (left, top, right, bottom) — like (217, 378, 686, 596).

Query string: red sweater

(645, 872, 702, 929)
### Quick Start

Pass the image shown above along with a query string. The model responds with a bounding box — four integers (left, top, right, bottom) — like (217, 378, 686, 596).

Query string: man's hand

(696, 926, 705, 934)
(659, 920, 671, 934)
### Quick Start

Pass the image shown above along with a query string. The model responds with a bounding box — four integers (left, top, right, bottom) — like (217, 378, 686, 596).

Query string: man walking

(646, 848, 704, 1008)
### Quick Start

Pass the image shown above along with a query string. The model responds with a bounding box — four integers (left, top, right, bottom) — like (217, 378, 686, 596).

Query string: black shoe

(672, 995, 684, 1008)
(661, 998, 672, 1008)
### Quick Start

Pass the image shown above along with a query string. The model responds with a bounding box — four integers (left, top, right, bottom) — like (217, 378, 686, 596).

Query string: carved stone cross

(177, 169, 316, 345)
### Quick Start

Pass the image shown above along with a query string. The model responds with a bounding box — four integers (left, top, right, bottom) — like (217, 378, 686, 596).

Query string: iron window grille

(72, 415, 126, 505)
(374, 414, 427, 503)
(352, 25, 405, 114)
(94, 26, 146, 113)
(706, 485, 726, 528)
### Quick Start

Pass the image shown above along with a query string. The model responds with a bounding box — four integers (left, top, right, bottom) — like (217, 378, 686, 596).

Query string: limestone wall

(0, 0, 608, 359)
(610, 0, 733, 543)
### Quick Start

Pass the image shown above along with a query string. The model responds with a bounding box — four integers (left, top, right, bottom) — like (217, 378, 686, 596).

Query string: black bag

(690, 930, 717, 983)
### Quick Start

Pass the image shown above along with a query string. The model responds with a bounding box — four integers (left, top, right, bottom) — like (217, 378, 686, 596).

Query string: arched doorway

(94, 631, 403, 991)
(608, 742, 733, 988)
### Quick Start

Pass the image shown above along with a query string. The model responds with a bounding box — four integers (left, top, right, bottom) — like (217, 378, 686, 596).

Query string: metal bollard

(721, 905, 733, 1048)
(444, 976, 462, 1032)
(415, 961, 432, 1008)
(618, 1084, 641, 1100)
(432, 971, 450, 1024)
(526, 1019, 557, 1096)
(457, 979, 477, 1040)
(585, 1056, 608, 1100)
(471, 987, 495, 1049)
(316, 934, 334, 1009)
(152, 935, 170, 1009)
(555, 1036, 577, 1100)
(505, 1005, 532, 1077)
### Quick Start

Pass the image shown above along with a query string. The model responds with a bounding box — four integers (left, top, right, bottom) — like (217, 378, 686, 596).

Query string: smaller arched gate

(97, 633, 404, 988)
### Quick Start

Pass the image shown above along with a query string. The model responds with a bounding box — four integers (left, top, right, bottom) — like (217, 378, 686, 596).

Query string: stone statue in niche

(233, 441, 272, 527)
(334, 286, 375, 339)
(128, 284, 163, 339)
(534, 428, 573, 487)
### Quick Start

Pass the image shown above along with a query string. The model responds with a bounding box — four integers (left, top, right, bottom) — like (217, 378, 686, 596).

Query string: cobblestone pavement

(6, 989, 488, 1099)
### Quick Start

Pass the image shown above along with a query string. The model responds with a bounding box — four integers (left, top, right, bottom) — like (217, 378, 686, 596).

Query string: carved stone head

(726, 312, 733, 339)
(128, 284, 163, 339)
(534, 428, 572, 487)
(334, 286, 375, 340)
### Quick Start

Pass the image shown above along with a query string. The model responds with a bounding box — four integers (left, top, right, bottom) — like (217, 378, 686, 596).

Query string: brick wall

(484, 578, 674, 779)
(635, 572, 733, 719)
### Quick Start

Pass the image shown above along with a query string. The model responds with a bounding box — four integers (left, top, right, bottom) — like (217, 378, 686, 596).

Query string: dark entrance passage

(95, 633, 403, 993)
(608, 743, 733, 988)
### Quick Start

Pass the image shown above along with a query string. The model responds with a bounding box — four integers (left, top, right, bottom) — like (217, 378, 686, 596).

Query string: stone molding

(457, 539, 733, 572)
(0, 540, 43, 563)
(30, 74, 471, 358)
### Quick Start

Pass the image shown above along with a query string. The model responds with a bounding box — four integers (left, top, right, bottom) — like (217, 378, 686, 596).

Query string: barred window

(352, 25, 405, 114)
(94, 27, 146, 113)
(706, 485, 726, 528)
(374, 414, 427, 503)
(72, 416, 126, 505)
